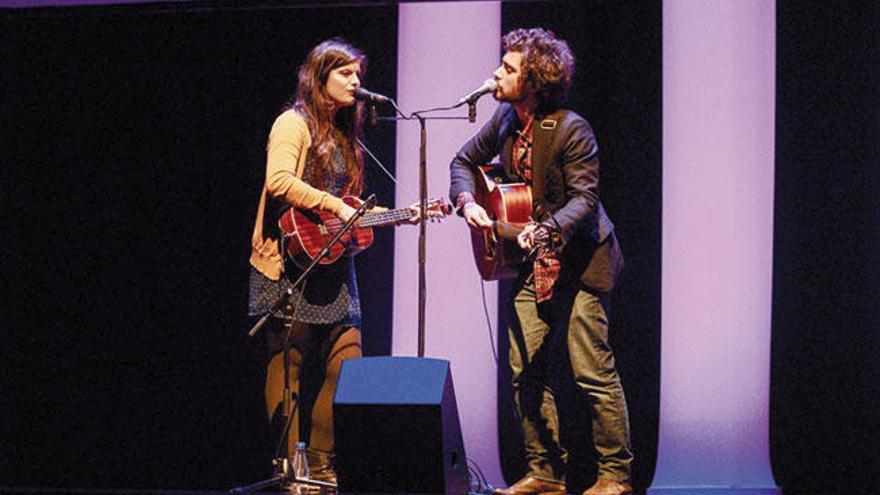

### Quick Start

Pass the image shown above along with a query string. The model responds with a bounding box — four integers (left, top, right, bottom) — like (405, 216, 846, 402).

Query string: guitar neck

(360, 207, 413, 227)
(494, 221, 523, 241)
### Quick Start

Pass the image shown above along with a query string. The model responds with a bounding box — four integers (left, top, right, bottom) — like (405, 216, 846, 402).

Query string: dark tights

(265, 321, 362, 455)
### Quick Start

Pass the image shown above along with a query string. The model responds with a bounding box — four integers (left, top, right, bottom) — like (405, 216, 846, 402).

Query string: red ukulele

(279, 196, 450, 268)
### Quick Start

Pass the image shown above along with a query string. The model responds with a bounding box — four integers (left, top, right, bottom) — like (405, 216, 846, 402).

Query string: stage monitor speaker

(334, 356, 469, 495)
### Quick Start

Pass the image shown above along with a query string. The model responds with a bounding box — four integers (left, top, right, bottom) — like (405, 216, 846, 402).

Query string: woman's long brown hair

(292, 38, 366, 195)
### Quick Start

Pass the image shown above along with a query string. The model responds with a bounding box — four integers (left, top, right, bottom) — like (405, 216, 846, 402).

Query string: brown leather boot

(582, 479, 632, 495)
(306, 448, 336, 494)
(494, 476, 567, 495)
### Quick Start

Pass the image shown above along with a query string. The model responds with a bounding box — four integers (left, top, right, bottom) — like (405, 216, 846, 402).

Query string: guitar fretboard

(360, 208, 414, 227)
(494, 221, 524, 240)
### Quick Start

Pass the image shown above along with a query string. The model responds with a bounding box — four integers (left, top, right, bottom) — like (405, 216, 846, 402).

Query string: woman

(248, 38, 375, 486)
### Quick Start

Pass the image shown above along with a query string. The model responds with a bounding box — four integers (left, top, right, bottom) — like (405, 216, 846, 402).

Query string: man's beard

(494, 90, 519, 103)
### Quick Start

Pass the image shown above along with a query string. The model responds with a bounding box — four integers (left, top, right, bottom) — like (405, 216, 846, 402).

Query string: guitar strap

(530, 109, 568, 221)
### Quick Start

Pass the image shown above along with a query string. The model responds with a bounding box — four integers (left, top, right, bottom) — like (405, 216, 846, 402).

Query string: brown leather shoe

(494, 476, 566, 495)
(582, 479, 632, 495)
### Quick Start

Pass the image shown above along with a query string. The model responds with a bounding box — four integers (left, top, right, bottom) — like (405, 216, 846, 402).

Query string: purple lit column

(649, 1, 779, 494)
(393, 2, 504, 486)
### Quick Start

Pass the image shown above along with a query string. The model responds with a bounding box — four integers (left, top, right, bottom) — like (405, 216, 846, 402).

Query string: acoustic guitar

(470, 166, 533, 281)
(279, 196, 449, 268)
(470, 166, 561, 281)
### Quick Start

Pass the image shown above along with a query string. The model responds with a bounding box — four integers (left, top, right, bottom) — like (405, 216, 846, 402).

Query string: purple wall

(393, 1, 504, 487)
(650, 1, 779, 493)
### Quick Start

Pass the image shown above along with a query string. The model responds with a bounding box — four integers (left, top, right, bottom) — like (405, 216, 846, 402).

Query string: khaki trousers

(508, 278, 633, 484)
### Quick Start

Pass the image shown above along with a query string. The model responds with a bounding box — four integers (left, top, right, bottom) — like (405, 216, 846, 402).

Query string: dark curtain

(1, 4, 398, 489)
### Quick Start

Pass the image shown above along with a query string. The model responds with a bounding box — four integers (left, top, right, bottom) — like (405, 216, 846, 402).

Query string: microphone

(454, 79, 498, 108)
(354, 88, 392, 105)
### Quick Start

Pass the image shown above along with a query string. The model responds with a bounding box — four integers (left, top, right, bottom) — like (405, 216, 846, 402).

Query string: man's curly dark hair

(502, 28, 575, 111)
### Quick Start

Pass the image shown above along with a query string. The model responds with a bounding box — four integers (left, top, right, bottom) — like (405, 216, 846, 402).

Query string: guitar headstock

(424, 197, 452, 221)
(402, 198, 452, 224)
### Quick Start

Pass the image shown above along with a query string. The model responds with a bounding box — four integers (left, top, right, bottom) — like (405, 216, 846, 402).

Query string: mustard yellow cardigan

(249, 110, 346, 281)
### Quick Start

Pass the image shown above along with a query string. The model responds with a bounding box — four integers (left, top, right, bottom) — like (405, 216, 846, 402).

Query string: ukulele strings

(318, 208, 413, 231)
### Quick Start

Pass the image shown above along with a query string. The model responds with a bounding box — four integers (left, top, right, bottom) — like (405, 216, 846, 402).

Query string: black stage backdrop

(2, 1, 879, 494)
(1, 3, 399, 490)
(772, 2, 880, 494)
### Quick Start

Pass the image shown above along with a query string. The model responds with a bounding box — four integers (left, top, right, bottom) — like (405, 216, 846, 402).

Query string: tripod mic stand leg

(229, 472, 286, 494)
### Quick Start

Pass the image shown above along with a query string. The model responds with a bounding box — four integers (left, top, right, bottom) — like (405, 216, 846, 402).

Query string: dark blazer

(449, 103, 623, 292)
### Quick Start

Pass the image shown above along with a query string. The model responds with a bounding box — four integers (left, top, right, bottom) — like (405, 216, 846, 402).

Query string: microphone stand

(232, 195, 376, 494)
(375, 102, 475, 357)
(416, 113, 428, 357)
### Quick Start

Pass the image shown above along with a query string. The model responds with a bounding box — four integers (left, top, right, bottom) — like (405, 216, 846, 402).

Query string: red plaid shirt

(514, 117, 560, 303)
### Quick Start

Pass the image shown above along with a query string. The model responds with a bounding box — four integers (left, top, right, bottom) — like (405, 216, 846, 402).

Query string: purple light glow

(650, 1, 779, 493)
(393, 2, 503, 486)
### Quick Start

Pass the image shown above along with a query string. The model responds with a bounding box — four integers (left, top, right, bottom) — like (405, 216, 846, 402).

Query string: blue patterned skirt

(248, 257, 361, 329)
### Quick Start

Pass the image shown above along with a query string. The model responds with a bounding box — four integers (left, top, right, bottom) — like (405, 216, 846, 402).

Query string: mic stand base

(230, 466, 339, 494)
(230, 472, 286, 494)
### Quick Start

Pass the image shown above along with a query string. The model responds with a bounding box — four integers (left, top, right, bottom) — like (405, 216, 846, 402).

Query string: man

(449, 28, 633, 495)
